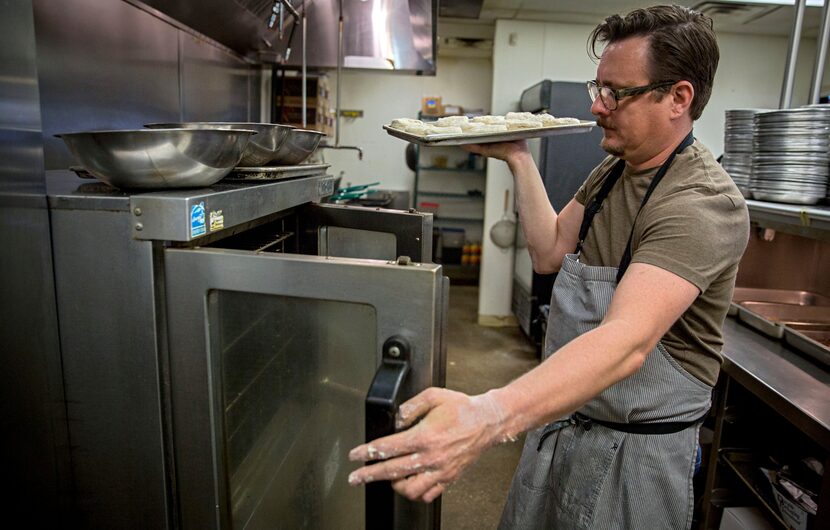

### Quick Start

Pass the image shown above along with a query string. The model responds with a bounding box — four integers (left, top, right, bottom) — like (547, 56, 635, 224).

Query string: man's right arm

(465, 141, 584, 273)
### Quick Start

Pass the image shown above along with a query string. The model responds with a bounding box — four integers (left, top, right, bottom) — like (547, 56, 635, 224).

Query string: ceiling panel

(459, 1, 827, 37)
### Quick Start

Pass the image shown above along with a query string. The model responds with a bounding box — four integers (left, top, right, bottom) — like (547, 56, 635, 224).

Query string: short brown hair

(588, 4, 719, 120)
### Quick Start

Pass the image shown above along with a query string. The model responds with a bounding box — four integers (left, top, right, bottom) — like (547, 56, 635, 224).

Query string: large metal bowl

(271, 128, 325, 165)
(56, 128, 255, 189)
(144, 122, 293, 166)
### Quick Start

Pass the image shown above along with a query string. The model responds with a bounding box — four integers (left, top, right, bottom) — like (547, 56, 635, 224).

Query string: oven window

(213, 290, 376, 529)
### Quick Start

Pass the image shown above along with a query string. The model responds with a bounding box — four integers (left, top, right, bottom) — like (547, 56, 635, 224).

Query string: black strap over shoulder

(574, 131, 695, 283)
(574, 158, 625, 255)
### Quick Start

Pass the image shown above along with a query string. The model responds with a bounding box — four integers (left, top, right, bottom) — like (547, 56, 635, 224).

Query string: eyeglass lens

(587, 83, 617, 110)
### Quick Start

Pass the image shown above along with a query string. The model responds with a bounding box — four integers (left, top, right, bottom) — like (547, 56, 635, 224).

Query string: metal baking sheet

(737, 302, 830, 340)
(739, 302, 830, 323)
(732, 287, 830, 306)
(737, 306, 785, 339)
(728, 288, 830, 317)
(383, 121, 596, 146)
(783, 328, 830, 368)
(224, 163, 330, 181)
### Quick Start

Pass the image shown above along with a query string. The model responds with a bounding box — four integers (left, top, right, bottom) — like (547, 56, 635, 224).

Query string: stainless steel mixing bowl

(145, 122, 293, 166)
(271, 128, 325, 165)
(56, 128, 255, 189)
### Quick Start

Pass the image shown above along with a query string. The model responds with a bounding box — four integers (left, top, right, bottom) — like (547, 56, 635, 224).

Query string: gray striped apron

(499, 132, 712, 529)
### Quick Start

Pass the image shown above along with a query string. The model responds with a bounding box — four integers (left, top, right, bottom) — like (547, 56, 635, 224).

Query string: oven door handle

(365, 336, 411, 530)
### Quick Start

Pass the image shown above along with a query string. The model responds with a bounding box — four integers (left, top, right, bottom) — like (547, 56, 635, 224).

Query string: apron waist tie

(536, 411, 708, 450)
(572, 411, 706, 435)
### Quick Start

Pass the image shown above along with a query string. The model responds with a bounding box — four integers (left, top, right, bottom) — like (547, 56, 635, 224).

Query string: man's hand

(462, 139, 530, 165)
(347, 388, 510, 503)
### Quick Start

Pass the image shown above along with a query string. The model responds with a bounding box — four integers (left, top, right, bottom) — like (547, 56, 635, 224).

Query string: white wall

(322, 56, 493, 191)
(479, 18, 826, 320)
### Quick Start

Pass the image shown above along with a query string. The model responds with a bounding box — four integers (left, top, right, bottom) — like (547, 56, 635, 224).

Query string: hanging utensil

(490, 190, 516, 249)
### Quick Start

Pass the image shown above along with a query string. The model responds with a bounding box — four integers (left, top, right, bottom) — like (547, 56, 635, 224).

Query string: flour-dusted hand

(347, 387, 516, 503)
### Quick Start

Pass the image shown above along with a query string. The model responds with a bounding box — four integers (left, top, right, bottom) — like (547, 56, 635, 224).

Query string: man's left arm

(348, 263, 699, 502)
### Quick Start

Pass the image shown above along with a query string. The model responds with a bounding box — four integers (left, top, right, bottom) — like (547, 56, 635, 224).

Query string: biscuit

(390, 118, 423, 130)
(469, 124, 508, 133)
(425, 125, 462, 135)
(435, 116, 469, 127)
(472, 115, 506, 124)
(506, 119, 543, 130)
(404, 124, 429, 135)
(506, 112, 536, 121)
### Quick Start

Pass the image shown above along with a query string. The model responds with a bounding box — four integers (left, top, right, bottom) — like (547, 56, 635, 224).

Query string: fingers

(348, 452, 426, 485)
(422, 483, 445, 503)
(461, 144, 484, 155)
(395, 389, 440, 429)
(392, 471, 449, 502)
(348, 430, 418, 463)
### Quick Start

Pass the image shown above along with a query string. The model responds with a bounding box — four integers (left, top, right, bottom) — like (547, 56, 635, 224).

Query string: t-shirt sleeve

(630, 187, 750, 292)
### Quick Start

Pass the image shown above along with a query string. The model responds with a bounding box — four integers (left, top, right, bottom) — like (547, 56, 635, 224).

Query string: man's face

(591, 36, 671, 162)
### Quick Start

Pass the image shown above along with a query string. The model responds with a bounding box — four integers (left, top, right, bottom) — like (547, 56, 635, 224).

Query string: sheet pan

(382, 121, 596, 146)
(727, 287, 830, 316)
(783, 328, 830, 368)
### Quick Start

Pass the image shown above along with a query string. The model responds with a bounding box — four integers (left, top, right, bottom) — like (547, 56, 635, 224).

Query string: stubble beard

(601, 137, 624, 157)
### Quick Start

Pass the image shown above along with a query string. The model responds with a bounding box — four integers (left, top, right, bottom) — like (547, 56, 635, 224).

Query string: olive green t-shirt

(573, 140, 750, 386)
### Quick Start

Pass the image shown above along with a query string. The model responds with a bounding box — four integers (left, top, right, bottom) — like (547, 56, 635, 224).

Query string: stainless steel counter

(722, 316, 830, 449)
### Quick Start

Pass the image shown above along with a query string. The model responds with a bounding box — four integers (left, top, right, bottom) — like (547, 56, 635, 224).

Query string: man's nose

(591, 95, 610, 117)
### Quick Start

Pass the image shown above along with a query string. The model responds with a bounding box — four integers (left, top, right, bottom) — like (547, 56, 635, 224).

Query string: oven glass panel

(214, 290, 376, 529)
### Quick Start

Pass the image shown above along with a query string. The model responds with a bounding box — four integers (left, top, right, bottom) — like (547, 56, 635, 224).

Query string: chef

(349, 4, 750, 528)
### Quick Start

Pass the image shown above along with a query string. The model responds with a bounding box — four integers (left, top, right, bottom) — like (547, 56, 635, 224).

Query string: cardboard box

(421, 96, 443, 116)
(718, 507, 774, 530)
(772, 484, 811, 530)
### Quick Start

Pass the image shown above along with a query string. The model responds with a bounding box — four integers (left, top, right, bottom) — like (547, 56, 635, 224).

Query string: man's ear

(670, 81, 694, 119)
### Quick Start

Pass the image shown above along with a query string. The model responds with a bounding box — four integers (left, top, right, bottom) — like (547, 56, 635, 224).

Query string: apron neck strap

(574, 130, 695, 283)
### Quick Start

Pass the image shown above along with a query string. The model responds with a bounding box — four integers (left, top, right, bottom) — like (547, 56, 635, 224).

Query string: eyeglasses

(586, 80, 676, 111)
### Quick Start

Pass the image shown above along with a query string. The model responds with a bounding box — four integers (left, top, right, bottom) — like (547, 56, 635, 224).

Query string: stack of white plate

(722, 109, 770, 197)
(750, 106, 830, 205)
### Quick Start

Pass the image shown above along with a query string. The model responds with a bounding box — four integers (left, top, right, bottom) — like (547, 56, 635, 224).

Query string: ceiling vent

(692, 1, 782, 25)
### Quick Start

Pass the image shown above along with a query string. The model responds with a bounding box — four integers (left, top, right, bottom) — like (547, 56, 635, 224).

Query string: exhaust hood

(140, 0, 437, 74)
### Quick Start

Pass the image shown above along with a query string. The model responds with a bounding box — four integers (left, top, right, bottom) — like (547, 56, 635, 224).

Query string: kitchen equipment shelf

(412, 139, 486, 284)
(719, 450, 790, 529)
(700, 319, 830, 529)
(746, 200, 830, 241)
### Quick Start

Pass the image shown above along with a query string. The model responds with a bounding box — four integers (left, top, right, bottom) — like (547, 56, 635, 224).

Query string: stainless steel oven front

(47, 168, 447, 530)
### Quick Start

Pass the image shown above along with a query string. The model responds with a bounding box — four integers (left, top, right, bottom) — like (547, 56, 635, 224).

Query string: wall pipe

(321, 0, 363, 159)
(780, 0, 808, 108)
(302, 0, 307, 127)
(808, 0, 830, 103)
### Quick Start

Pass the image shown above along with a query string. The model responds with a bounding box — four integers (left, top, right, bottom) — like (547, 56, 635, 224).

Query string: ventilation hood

(141, 0, 437, 74)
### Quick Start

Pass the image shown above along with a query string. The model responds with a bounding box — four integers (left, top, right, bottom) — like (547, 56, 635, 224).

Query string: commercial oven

(46, 167, 447, 529)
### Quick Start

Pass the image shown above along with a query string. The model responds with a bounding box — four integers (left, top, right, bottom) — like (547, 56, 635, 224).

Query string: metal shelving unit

(746, 199, 830, 241)
(409, 117, 486, 283)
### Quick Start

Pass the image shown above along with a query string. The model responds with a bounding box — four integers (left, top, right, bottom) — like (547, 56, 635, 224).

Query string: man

(348, 5, 749, 528)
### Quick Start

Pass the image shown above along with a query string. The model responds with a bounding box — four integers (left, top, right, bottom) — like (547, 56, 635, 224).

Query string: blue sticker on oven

(190, 202, 206, 237)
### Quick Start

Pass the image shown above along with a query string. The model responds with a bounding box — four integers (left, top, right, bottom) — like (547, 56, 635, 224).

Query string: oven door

(163, 248, 447, 530)
(298, 203, 433, 262)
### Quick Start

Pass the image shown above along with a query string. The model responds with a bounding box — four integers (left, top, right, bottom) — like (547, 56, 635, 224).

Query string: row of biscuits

(388, 113, 582, 136)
